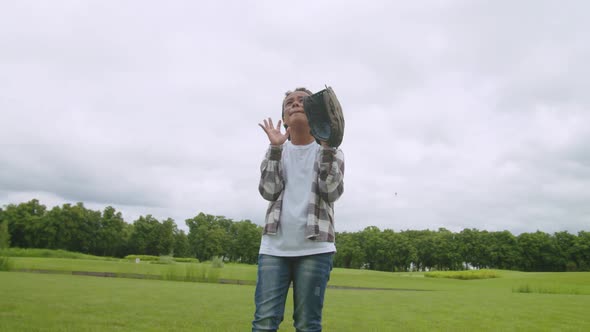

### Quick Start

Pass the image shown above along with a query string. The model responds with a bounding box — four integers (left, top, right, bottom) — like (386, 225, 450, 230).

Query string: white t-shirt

(259, 141, 336, 257)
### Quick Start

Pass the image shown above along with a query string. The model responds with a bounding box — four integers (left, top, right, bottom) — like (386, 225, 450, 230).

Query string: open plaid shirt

(258, 144, 345, 242)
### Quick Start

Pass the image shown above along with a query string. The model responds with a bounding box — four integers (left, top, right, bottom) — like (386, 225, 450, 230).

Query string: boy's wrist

(269, 145, 282, 160)
(320, 146, 336, 162)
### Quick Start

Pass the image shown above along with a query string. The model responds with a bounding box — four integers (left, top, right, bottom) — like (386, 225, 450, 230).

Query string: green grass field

(1, 257, 590, 331)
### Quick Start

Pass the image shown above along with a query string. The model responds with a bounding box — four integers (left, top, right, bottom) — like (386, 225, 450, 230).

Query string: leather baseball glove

(303, 86, 345, 148)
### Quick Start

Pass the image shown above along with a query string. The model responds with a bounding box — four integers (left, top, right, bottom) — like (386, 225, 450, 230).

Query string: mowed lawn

(1, 259, 590, 331)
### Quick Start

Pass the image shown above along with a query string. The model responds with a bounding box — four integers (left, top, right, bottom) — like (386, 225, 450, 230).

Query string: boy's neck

(289, 131, 316, 146)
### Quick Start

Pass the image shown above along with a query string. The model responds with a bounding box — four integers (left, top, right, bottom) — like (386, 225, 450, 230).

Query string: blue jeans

(252, 252, 334, 332)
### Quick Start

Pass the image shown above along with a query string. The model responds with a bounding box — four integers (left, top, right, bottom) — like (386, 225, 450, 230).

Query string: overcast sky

(2, 0, 589, 235)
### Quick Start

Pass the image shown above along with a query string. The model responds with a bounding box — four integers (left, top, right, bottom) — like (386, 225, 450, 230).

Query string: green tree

(186, 213, 232, 261)
(95, 206, 127, 257)
(119, 222, 134, 256)
(158, 218, 176, 256)
(227, 220, 261, 264)
(387, 230, 417, 272)
(128, 215, 162, 255)
(44, 205, 66, 249)
(488, 231, 520, 270)
(406, 229, 438, 271)
(553, 231, 576, 271)
(173, 229, 192, 258)
(431, 228, 461, 270)
(379, 229, 418, 272)
(458, 228, 485, 269)
(573, 231, 590, 271)
(517, 231, 562, 271)
(357, 226, 384, 270)
(0, 218, 12, 271)
(3, 199, 47, 248)
(333, 231, 365, 269)
(45, 202, 99, 253)
(0, 219, 10, 249)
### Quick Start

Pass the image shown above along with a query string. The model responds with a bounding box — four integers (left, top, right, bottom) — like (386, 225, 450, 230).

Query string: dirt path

(15, 269, 432, 291)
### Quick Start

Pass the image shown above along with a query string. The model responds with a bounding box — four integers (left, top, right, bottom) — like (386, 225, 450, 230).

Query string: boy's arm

(257, 118, 288, 201)
(258, 145, 284, 201)
(317, 146, 345, 203)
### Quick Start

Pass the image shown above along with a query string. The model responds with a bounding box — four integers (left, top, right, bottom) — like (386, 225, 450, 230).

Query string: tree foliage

(0, 200, 262, 262)
(0, 218, 10, 249)
(332, 227, 590, 272)
(1, 199, 589, 272)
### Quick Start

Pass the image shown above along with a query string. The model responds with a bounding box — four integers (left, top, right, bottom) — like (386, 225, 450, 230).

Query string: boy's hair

(284, 87, 313, 98)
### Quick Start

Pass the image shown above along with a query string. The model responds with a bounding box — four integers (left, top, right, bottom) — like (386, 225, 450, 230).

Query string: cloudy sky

(2, 0, 589, 235)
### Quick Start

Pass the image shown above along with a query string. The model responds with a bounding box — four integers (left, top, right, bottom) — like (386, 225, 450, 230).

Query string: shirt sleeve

(317, 146, 345, 203)
(258, 145, 284, 201)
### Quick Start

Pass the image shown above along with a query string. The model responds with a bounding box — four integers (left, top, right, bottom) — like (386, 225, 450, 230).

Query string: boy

(252, 87, 345, 332)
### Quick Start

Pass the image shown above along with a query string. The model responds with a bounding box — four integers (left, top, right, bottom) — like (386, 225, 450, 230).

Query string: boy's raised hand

(258, 117, 290, 146)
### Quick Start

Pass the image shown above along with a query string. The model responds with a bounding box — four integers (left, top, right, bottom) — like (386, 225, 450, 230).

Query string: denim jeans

(252, 252, 334, 332)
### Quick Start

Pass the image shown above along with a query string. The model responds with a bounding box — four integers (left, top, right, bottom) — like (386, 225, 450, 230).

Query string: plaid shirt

(259, 144, 345, 242)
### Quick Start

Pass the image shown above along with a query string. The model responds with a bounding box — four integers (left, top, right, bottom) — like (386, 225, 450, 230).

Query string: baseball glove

(303, 86, 345, 148)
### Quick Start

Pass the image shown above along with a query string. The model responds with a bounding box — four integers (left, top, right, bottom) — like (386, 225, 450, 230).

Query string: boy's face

(282, 90, 310, 128)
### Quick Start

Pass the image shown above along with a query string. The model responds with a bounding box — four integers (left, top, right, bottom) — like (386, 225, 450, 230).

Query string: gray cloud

(2, 0, 589, 234)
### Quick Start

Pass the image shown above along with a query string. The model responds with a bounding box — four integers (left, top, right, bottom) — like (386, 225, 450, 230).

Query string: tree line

(335, 226, 590, 272)
(0, 199, 261, 264)
(1, 199, 589, 272)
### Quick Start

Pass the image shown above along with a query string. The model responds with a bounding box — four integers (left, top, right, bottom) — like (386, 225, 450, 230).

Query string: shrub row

(0, 256, 13, 271)
(0, 248, 116, 260)
(424, 269, 500, 280)
(124, 254, 199, 264)
(513, 283, 581, 295)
